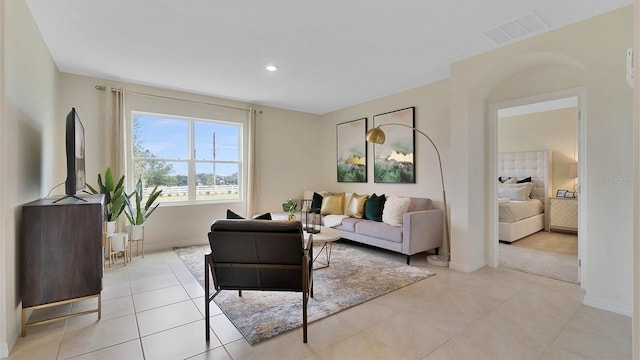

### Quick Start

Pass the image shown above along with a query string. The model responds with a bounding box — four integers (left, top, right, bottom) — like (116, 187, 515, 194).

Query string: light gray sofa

(272, 196, 443, 264)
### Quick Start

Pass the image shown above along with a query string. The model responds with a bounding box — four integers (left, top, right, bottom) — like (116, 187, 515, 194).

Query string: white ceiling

(25, 0, 632, 115)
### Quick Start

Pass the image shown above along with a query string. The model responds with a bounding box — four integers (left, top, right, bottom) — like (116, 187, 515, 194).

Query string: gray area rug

(499, 243, 579, 284)
(175, 242, 435, 344)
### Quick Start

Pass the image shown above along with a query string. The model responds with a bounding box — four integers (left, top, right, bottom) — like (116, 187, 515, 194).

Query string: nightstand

(550, 197, 578, 232)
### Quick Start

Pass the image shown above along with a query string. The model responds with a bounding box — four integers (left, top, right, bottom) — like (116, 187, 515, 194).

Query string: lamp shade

(569, 163, 578, 178)
(365, 127, 386, 144)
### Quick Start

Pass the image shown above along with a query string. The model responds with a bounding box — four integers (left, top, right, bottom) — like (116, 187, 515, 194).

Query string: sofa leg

(406, 255, 411, 265)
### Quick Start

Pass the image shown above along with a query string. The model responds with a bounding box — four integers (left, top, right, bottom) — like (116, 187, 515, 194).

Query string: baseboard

(449, 260, 484, 273)
(0, 342, 8, 358)
(144, 239, 208, 254)
(583, 295, 633, 317)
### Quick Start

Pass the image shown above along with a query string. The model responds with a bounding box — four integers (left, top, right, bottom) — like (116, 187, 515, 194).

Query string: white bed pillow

(498, 183, 533, 201)
(382, 196, 411, 227)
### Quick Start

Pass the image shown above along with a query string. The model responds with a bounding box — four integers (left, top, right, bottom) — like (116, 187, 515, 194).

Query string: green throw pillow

(226, 209, 272, 220)
(364, 193, 386, 222)
(311, 192, 323, 214)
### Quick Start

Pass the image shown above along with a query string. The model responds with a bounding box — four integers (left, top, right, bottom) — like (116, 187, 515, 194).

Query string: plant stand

(128, 224, 145, 259)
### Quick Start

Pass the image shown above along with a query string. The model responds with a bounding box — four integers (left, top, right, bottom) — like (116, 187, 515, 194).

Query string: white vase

(106, 221, 117, 235)
(128, 224, 144, 241)
(110, 233, 126, 252)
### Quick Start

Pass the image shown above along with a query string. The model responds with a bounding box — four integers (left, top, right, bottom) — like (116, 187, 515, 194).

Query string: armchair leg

(406, 254, 411, 265)
(205, 253, 211, 342)
(302, 292, 308, 343)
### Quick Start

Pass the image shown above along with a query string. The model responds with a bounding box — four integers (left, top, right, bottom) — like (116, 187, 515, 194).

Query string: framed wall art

(336, 118, 367, 182)
(373, 107, 415, 183)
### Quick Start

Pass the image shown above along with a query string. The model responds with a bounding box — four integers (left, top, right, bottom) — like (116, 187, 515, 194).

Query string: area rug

(499, 243, 579, 284)
(175, 242, 435, 344)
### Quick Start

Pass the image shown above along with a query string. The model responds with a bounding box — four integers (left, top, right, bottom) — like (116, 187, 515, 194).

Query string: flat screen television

(64, 107, 86, 198)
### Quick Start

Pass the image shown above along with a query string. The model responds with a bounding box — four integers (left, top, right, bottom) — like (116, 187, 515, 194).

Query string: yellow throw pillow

(320, 192, 345, 215)
(346, 193, 368, 218)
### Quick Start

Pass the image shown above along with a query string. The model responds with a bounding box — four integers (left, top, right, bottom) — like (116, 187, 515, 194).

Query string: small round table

(304, 226, 341, 269)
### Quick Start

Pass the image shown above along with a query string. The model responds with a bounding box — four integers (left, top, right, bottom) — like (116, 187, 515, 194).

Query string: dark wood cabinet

(20, 194, 104, 335)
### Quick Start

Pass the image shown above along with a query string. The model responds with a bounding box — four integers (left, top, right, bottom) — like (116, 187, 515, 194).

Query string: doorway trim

(487, 87, 587, 288)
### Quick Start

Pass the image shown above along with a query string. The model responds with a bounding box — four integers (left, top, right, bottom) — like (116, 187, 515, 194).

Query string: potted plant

(124, 178, 162, 246)
(282, 199, 299, 221)
(86, 167, 126, 235)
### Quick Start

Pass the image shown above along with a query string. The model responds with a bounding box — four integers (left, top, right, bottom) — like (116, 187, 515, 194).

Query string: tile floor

(7, 245, 632, 360)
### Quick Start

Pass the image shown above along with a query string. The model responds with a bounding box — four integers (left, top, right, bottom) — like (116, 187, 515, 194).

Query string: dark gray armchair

(205, 219, 314, 343)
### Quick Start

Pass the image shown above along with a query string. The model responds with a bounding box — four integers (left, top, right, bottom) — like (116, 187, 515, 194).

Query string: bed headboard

(498, 150, 552, 229)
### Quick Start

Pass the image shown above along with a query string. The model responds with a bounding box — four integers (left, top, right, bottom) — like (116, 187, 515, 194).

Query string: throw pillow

(497, 183, 533, 201)
(345, 193, 368, 218)
(226, 209, 272, 220)
(252, 212, 272, 220)
(311, 192, 323, 214)
(364, 193, 386, 222)
(321, 192, 345, 215)
(517, 176, 532, 183)
(382, 196, 411, 226)
(226, 209, 244, 219)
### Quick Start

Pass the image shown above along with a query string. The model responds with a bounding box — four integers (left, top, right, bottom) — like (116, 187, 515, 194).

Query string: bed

(497, 150, 552, 243)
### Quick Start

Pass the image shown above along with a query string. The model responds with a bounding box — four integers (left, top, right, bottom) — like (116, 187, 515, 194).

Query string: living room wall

(1, 0, 60, 355)
(450, 6, 633, 315)
(57, 73, 323, 251)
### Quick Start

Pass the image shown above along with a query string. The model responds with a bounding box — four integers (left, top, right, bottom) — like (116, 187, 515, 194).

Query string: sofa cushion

(356, 220, 403, 243)
(346, 193, 368, 218)
(311, 192, 324, 213)
(334, 217, 364, 232)
(364, 193, 386, 222)
(382, 196, 411, 226)
(321, 192, 345, 215)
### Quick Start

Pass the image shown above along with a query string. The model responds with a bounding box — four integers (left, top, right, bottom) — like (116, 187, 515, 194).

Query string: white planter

(110, 233, 127, 252)
(128, 224, 144, 241)
(106, 221, 117, 235)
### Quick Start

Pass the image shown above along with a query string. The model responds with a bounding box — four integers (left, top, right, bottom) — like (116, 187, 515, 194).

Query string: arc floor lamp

(366, 124, 450, 266)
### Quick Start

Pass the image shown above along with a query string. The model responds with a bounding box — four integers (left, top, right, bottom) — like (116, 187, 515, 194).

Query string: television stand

(53, 194, 88, 203)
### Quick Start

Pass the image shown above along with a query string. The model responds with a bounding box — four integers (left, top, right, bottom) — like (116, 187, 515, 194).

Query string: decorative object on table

(366, 118, 450, 267)
(556, 189, 568, 197)
(372, 107, 415, 183)
(564, 191, 575, 198)
(175, 241, 435, 344)
(282, 199, 299, 221)
(301, 199, 321, 234)
(86, 167, 126, 251)
(336, 118, 367, 182)
(124, 178, 163, 258)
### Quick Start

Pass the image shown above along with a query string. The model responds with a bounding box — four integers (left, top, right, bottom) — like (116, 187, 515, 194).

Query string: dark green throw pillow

(226, 209, 244, 219)
(252, 212, 272, 220)
(364, 193, 386, 222)
(311, 192, 323, 214)
(226, 209, 272, 220)
(517, 176, 532, 183)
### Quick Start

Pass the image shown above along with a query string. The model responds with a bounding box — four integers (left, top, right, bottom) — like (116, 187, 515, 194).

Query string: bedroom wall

(1, 0, 60, 355)
(57, 72, 322, 251)
(498, 107, 578, 193)
(450, 6, 633, 315)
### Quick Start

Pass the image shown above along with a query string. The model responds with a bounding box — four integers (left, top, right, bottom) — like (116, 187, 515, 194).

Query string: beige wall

(498, 107, 578, 193)
(319, 80, 451, 211)
(1, 0, 60, 355)
(450, 6, 633, 314)
(58, 73, 322, 251)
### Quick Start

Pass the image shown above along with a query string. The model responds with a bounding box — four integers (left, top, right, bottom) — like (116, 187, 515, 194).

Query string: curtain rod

(95, 85, 250, 112)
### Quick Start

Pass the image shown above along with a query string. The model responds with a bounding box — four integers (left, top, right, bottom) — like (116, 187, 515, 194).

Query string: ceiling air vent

(484, 12, 548, 45)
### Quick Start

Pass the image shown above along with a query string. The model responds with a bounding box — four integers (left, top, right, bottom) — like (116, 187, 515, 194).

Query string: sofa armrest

(402, 209, 444, 256)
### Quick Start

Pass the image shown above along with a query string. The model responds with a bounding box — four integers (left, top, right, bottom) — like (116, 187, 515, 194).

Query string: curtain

(246, 108, 258, 216)
(105, 88, 125, 178)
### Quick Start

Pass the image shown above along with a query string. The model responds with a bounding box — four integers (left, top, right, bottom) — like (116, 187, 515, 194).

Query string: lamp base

(426, 254, 450, 267)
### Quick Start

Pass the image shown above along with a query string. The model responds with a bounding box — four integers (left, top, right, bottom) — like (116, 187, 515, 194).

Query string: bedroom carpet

(175, 241, 435, 344)
(499, 242, 579, 284)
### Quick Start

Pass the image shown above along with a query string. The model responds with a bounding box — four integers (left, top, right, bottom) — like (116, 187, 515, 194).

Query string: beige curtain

(105, 88, 125, 178)
(246, 108, 258, 216)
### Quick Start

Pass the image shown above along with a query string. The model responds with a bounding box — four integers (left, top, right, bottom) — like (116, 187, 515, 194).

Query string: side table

(304, 226, 341, 269)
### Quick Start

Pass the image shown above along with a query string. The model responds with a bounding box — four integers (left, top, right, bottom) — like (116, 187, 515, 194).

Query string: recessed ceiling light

(265, 65, 278, 72)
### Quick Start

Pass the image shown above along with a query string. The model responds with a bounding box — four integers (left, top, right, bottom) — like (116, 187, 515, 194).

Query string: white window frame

(126, 110, 244, 205)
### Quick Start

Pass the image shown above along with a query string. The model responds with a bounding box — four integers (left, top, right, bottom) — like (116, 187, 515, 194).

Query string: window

(130, 111, 242, 204)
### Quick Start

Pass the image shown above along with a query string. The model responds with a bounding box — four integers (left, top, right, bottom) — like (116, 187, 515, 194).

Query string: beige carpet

(500, 231, 579, 284)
